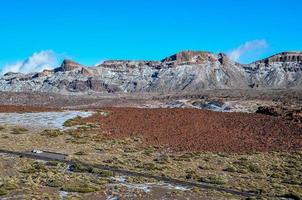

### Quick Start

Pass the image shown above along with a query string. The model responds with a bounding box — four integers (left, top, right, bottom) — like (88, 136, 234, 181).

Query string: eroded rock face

(245, 52, 302, 88)
(33, 69, 54, 78)
(0, 51, 302, 94)
(55, 59, 83, 72)
(162, 50, 217, 66)
(254, 52, 302, 64)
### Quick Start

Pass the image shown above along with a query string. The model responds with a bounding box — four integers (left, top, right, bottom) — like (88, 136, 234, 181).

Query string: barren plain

(0, 90, 300, 199)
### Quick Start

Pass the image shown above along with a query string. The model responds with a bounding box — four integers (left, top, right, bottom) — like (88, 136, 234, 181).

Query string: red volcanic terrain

(0, 105, 61, 113)
(84, 108, 302, 153)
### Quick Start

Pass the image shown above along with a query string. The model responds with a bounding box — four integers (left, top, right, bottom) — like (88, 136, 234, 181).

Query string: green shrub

(10, 127, 28, 134)
(200, 175, 227, 185)
(223, 165, 237, 173)
(1, 178, 18, 192)
(69, 162, 89, 173)
(248, 164, 263, 173)
(233, 159, 263, 174)
(74, 151, 86, 156)
(141, 163, 162, 171)
(41, 129, 62, 137)
(142, 148, 154, 156)
(93, 169, 114, 177)
(185, 170, 198, 180)
(21, 162, 47, 173)
(0, 188, 7, 196)
(69, 162, 114, 177)
(153, 155, 170, 164)
(61, 183, 98, 193)
(47, 179, 63, 188)
(64, 116, 83, 127)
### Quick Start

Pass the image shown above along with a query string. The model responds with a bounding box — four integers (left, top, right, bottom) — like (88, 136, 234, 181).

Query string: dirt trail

(84, 108, 302, 153)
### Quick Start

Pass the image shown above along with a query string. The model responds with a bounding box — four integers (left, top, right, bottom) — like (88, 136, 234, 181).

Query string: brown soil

(0, 105, 61, 113)
(84, 108, 302, 153)
(0, 90, 301, 108)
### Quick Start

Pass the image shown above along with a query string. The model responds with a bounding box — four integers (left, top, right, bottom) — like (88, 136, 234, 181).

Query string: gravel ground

(82, 107, 302, 153)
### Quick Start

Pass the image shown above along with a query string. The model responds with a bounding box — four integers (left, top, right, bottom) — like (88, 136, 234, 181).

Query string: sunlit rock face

(245, 52, 302, 88)
(56, 59, 83, 72)
(0, 51, 301, 94)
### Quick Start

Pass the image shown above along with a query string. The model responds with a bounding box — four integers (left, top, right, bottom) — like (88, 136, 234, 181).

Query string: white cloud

(227, 40, 268, 63)
(94, 60, 105, 66)
(1, 50, 59, 74)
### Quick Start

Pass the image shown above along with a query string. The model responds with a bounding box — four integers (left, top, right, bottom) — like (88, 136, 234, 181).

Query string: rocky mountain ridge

(0, 51, 301, 94)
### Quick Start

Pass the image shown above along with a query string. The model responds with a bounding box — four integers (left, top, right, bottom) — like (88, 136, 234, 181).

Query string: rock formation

(0, 51, 301, 94)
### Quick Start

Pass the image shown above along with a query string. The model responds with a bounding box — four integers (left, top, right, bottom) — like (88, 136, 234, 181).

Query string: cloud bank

(227, 40, 268, 63)
(1, 50, 59, 75)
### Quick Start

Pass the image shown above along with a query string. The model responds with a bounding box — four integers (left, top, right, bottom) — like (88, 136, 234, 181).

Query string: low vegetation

(0, 188, 7, 196)
(41, 129, 63, 137)
(0, 114, 301, 199)
(0, 177, 19, 196)
(61, 182, 99, 193)
(10, 127, 28, 134)
(64, 116, 82, 127)
(200, 174, 227, 185)
(69, 162, 114, 177)
(63, 116, 84, 127)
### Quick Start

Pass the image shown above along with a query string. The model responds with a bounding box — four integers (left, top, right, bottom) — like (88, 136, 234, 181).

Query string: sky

(0, 0, 301, 73)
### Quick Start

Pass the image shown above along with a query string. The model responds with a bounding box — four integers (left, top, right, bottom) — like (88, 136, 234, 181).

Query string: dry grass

(0, 120, 301, 199)
(10, 127, 28, 134)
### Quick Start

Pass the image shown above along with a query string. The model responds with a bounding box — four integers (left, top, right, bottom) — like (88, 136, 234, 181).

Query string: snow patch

(0, 111, 93, 129)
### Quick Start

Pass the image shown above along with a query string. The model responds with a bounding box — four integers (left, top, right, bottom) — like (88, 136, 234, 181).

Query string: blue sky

(0, 0, 301, 73)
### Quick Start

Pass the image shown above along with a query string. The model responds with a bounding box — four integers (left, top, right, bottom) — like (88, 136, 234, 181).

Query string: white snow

(0, 111, 93, 129)
(110, 176, 191, 193)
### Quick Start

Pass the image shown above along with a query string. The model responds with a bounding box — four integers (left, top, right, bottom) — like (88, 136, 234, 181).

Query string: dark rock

(256, 106, 279, 116)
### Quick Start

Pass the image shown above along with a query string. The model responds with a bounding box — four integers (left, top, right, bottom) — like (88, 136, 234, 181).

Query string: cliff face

(245, 52, 302, 88)
(55, 59, 83, 72)
(0, 51, 301, 94)
(253, 52, 302, 64)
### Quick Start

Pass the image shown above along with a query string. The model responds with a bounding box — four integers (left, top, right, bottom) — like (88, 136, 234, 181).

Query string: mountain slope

(0, 51, 301, 94)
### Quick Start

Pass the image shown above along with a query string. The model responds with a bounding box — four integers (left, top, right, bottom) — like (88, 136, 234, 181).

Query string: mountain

(0, 51, 301, 94)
